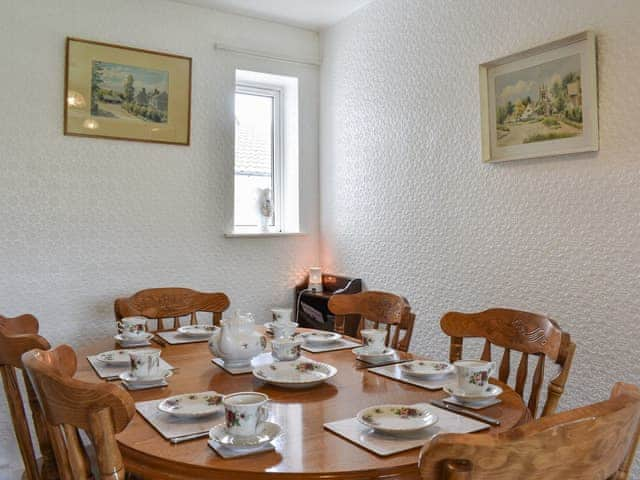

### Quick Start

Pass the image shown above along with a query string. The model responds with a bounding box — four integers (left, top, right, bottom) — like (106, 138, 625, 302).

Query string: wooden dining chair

(22, 344, 135, 480)
(0, 314, 58, 480)
(440, 308, 575, 418)
(114, 287, 230, 332)
(328, 291, 415, 352)
(419, 382, 640, 480)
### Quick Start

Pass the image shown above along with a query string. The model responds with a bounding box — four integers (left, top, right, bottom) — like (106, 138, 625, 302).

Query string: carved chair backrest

(22, 345, 135, 480)
(419, 382, 640, 480)
(440, 308, 575, 417)
(114, 287, 231, 332)
(0, 314, 56, 480)
(329, 291, 414, 352)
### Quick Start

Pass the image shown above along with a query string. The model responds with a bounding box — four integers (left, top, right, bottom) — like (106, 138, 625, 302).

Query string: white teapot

(208, 311, 267, 368)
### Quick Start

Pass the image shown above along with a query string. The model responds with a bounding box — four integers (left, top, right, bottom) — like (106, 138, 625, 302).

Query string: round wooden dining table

(76, 328, 531, 480)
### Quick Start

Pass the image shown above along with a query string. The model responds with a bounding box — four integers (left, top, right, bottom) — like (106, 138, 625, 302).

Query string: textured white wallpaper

(0, 0, 319, 476)
(320, 0, 640, 473)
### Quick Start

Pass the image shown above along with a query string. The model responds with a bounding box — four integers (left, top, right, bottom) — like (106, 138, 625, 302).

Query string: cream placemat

(210, 352, 281, 375)
(87, 355, 174, 380)
(324, 403, 489, 456)
(301, 338, 362, 353)
(136, 399, 224, 441)
(368, 364, 455, 391)
(155, 331, 210, 345)
(208, 439, 275, 459)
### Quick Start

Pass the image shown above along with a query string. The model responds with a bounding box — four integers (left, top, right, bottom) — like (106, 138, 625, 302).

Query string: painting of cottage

(494, 54, 583, 147)
(91, 61, 169, 123)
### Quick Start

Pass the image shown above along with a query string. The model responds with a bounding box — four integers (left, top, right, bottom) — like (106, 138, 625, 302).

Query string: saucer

(119, 370, 173, 385)
(177, 325, 218, 337)
(400, 360, 454, 379)
(209, 421, 281, 448)
(443, 384, 503, 403)
(114, 333, 153, 347)
(352, 346, 395, 362)
(300, 331, 342, 345)
(357, 404, 438, 435)
(158, 391, 224, 418)
(96, 348, 159, 366)
(253, 359, 337, 388)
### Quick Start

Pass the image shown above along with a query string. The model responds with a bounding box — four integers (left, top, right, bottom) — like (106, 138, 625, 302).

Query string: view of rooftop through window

(234, 91, 275, 228)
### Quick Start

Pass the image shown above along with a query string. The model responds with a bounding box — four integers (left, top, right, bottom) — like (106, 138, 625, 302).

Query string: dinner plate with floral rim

(352, 346, 395, 362)
(356, 404, 438, 435)
(399, 360, 454, 379)
(97, 348, 158, 366)
(300, 331, 342, 345)
(253, 359, 337, 388)
(443, 384, 503, 403)
(157, 391, 224, 418)
(177, 325, 218, 337)
(209, 421, 281, 448)
(114, 332, 153, 346)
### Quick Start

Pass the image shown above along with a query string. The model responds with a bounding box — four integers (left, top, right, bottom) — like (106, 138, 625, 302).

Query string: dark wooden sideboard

(294, 274, 362, 336)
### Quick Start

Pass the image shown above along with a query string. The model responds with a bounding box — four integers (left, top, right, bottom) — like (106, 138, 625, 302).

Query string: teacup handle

(116, 321, 125, 333)
(487, 361, 496, 378)
(257, 403, 269, 433)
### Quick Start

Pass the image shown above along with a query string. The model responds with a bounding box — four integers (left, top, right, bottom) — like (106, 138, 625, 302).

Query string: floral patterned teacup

(129, 349, 168, 381)
(272, 321, 298, 339)
(271, 308, 293, 324)
(271, 337, 303, 361)
(222, 392, 270, 438)
(117, 316, 148, 340)
(360, 329, 387, 354)
(454, 360, 496, 395)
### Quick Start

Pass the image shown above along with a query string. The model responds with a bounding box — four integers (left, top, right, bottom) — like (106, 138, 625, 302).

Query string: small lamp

(308, 267, 323, 293)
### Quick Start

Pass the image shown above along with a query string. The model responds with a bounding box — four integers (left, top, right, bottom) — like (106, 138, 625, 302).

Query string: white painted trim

(224, 231, 306, 238)
(215, 43, 321, 67)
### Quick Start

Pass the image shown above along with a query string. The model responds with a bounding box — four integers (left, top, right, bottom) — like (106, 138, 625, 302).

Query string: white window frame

(234, 82, 285, 233)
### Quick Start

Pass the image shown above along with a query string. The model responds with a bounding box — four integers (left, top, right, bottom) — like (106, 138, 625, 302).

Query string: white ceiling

(172, 0, 374, 31)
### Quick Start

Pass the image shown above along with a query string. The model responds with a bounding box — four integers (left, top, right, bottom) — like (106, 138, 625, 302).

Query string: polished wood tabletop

(75, 328, 531, 480)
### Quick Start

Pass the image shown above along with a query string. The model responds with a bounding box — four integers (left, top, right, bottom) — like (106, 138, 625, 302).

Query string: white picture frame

(479, 31, 598, 163)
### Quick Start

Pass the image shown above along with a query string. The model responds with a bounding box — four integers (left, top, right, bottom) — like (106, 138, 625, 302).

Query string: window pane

(234, 92, 274, 227)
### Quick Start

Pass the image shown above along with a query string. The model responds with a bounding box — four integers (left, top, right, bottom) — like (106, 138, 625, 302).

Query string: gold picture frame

(480, 31, 598, 163)
(64, 37, 191, 145)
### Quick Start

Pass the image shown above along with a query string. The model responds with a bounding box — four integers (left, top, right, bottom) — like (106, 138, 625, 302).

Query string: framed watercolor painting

(65, 38, 191, 145)
(479, 31, 598, 163)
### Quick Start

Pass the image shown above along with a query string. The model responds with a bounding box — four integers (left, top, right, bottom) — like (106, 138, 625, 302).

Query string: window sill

(224, 231, 306, 238)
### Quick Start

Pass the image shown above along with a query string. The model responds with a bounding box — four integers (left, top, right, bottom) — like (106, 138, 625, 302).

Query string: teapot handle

(259, 335, 267, 352)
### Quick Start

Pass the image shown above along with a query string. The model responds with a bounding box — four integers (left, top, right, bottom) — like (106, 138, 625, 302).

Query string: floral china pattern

(289, 344, 301, 356)
(294, 362, 321, 373)
(309, 332, 332, 339)
(280, 344, 300, 358)
(130, 355, 159, 371)
(401, 361, 449, 372)
(100, 351, 127, 361)
(163, 394, 222, 411)
(361, 406, 422, 425)
(469, 371, 488, 386)
(226, 409, 246, 428)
